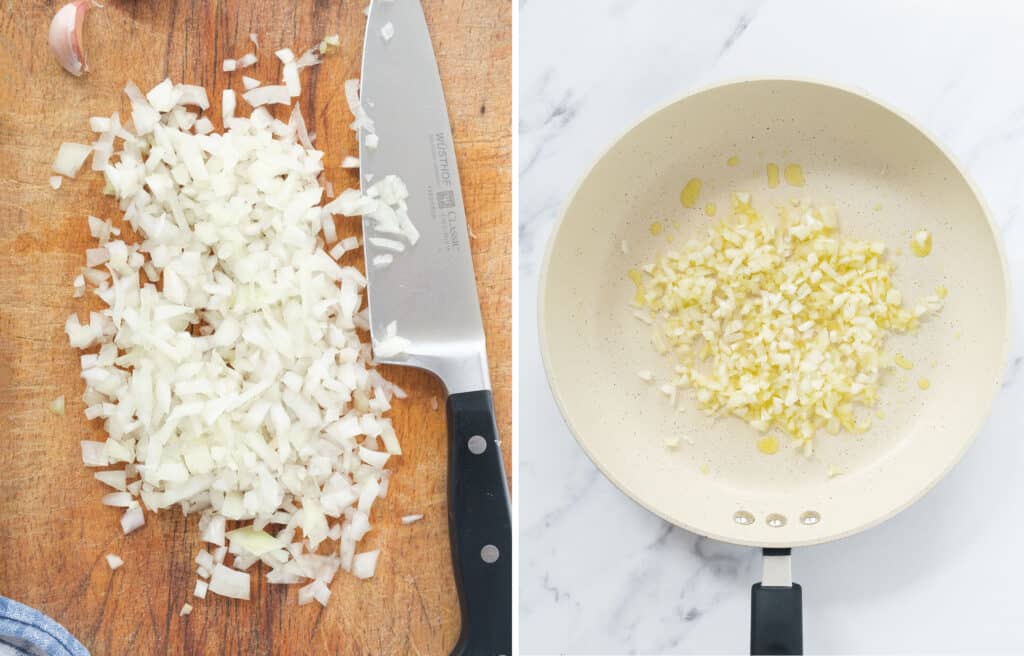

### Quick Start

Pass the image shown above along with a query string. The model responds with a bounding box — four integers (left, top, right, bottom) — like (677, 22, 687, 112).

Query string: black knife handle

(446, 390, 512, 656)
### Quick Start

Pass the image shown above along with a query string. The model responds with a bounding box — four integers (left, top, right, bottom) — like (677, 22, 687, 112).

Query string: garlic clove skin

(49, 0, 91, 76)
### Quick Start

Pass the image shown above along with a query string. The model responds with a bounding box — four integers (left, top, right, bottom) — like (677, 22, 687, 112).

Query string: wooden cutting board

(0, 1, 510, 654)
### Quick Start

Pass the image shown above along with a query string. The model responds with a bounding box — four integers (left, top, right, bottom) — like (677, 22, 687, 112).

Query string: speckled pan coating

(539, 79, 1010, 547)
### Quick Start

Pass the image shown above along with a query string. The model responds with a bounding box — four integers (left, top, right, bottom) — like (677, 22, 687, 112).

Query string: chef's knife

(359, 1, 512, 654)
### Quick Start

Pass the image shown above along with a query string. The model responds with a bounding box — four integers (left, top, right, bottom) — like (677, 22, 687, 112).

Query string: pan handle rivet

(467, 435, 487, 454)
(766, 513, 787, 528)
(480, 544, 500, 563)
(800, 511, 820, 525)
(733, 510, 754, 525)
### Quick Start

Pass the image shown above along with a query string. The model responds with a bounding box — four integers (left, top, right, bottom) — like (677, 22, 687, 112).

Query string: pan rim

(536, 75, 1012, 548)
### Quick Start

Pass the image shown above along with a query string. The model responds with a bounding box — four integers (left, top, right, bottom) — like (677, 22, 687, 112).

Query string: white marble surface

(518, 1, 1024, 653)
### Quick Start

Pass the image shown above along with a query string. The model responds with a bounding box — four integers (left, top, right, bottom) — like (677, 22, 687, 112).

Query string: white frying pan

(539, 79, 1010, 654)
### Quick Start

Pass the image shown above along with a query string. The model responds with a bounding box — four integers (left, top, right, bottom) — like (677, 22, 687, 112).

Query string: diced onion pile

(631, 193, 944, 454)
(60, 36, 418, 607)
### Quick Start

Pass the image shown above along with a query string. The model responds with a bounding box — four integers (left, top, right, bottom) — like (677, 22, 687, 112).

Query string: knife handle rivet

(480, 544, 500, 564)
(467, 434, 487, 455)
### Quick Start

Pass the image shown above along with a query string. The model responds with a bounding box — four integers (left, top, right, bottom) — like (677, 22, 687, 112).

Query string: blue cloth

(0, 597, 88, 656)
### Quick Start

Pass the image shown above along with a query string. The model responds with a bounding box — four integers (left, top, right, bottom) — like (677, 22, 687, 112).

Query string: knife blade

(359, 4, 487, 394)
(359, 2, 511, 654)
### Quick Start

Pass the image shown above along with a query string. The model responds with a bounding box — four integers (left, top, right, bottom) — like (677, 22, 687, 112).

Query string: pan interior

(540, 80, 1008, 547)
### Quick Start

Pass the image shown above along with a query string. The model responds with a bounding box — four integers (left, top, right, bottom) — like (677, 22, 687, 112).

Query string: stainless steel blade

(359, 0, 489, 394)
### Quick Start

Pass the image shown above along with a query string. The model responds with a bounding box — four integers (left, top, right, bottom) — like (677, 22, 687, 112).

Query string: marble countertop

(518, 1, 1024, 653)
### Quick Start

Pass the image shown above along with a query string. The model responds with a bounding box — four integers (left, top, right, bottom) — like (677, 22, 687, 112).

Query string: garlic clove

(49, 0, 92, 77)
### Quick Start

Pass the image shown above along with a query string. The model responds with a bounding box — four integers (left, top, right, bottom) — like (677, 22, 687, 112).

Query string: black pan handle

(750, 548, 803, 655)
(446, 390, 512, 656)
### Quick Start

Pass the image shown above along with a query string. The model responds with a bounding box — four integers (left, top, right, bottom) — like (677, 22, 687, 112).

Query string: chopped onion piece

(226, 526, 284, 556)
(49, 176, 63, 190)
(72, 275, 85, 297)
(328, 241, 349, 260)
(343, 79, 375, 133)
(352, 550, 379, 579)
(146, 78, 180, 112)
(94, 470, 126, 490)
(213, 545, 227, 564)
(85, 247, 108, 267)
(199, 514, 225, 546)
(401, 514, 423, 525)
(193, 117, 213, 135)
(105, 554, 123, 570)
(374, 333, 410, 359)
(179, 603, 192, 616)
(222, 58, 237, 72)
(102, 492, 134, 507)
(319, 34, 340, 55)
(50, 395, 65, 415)
(80, 440, 108, 467)
(124, 81, 160, 134)
(296, 49, 321, 69)
(243, 85, 291, 107)
(52, 142, 91, 177)
(195, 549, 214, 571)
(283, 62, 300, 97)
(208, 564, 251, 600)
(322, 215, 338, 244)
(312, 580, 331, 606)
(368, 237, 404, 252)
(176, 84, 210, 110)
(359, 447, 390, 469)
(237, 53, 258, 68)
(297, 581, 316, 605)
(242, 75, 260, 91)
(194, 579, 208, 599)
(222, 89, 236, 125)
(120, 504, 145, 534)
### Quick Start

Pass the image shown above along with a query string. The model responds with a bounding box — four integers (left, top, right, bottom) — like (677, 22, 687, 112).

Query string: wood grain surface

(0, 1, 510, 654)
